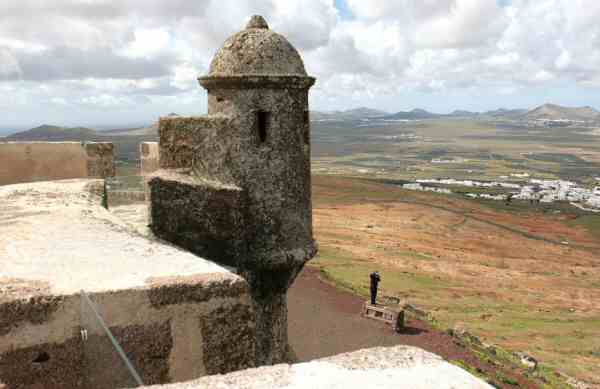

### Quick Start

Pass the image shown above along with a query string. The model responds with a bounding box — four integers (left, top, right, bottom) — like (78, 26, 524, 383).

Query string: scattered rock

(480, 313, 493, 321)
(515, 352, 538, 370)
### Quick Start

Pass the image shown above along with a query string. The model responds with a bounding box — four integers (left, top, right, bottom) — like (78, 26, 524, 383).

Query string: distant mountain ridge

(4, 125, 98, 141)
(5, 113, 183, 139)
(5, 104, 599, 141)
(383, 108, 442, 120)
(382, 104, 600, 122)
(382, 108, 485, 120)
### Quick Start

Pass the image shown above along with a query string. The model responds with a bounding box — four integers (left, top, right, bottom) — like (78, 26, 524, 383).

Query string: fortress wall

(0, 180, 255, 389)
(0, 280, 255, 389)
(140, 142, 159, 176)
(0, 142, 115, 186)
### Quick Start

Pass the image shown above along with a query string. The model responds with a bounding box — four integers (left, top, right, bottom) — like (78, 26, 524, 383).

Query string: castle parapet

(0, 141, 115, 186)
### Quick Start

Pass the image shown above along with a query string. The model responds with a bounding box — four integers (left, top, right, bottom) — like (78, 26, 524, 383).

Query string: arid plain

(310, 175, 600, 383)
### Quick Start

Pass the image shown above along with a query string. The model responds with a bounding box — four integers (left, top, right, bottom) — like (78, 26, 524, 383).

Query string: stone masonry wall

(158, 117, 230, 171)
(0, 277, 254, 389)
(140, 142, 160, 176)
(148, 172, 245, 268)
(85, 143, 115, 178)
(202, 87, 315, 268)
(0, 142, 115, 186)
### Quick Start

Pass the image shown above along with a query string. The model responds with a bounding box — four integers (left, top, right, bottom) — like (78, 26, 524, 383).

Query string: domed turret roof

(207, 15, 308, 77)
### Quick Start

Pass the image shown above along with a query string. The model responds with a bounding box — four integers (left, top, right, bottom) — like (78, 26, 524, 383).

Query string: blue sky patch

(335, 0, 353, 20)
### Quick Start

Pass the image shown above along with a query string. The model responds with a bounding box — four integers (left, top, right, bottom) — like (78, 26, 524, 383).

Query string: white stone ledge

(141, 346, 493, 389)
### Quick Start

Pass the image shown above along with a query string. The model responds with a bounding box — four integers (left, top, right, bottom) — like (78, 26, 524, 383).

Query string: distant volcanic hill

(449, 110, 479, 117)
(524, 103, 600, 121)
(4, 125, 98, 141)
(483, 108, 527, 118)
(383, 108, 481, 120)
(383, 108, 441, 120)
(4, 114, 180, 143)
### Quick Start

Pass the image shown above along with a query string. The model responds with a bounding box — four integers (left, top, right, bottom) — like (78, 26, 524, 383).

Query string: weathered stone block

(149, 171, 245, 268)
(158, 116, 230, 170)
(84, 142, 115, 178)
(199, 303, 255, 375)
(140, 142, 159, 176)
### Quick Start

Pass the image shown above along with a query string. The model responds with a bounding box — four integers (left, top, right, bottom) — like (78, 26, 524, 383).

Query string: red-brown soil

(288, 266, 540, 389)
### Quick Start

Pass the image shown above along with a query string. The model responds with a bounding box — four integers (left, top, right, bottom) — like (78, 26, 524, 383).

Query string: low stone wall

(107, 189, 146, 205)
(0, 180, 255, 389)
(0, 142, 115, 186)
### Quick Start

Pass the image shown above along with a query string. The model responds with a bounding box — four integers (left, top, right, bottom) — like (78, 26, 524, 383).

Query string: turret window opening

(303, 111, 310, 145)
(257, 110, 270, 143)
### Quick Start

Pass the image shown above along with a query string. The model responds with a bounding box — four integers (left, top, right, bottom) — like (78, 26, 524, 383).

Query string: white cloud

(534, 70, 555, 82)
(555, 50, 571, 70)
(79, 94, 150, 110)
(50, 97, 69, 106)
(414, 0, 508, 48)
(0, 49, 21, 79)
(484, 52, 520, 67)
(2, 0, 600, 126)
(122, 28, 171, 59)
(171, 64, 199, 91)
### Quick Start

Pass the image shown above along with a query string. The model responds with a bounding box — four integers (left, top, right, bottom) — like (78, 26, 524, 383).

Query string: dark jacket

(370, 272, 380, 290)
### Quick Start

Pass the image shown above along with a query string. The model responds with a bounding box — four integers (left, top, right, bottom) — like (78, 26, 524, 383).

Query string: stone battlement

(0, 180, 254, 388)
(0, 141, 115, 186)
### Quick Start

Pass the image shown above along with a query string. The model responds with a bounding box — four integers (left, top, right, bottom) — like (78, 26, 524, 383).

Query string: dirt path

(288, 266, 539, 389)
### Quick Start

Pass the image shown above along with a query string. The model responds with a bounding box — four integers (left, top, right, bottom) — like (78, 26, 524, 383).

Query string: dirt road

(288, 266, 539, 389)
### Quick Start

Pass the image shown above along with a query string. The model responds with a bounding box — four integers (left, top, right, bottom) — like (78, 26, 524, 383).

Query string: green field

(312, 119, 600, 185)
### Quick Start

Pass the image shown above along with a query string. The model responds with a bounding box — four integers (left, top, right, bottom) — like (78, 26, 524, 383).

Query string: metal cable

(80, 290, 145, 387)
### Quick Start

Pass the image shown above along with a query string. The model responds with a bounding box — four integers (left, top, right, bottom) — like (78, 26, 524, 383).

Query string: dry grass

(311, 175, 600, 384)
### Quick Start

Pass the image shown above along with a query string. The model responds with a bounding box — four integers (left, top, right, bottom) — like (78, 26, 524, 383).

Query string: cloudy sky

(1, 0, 600, 129)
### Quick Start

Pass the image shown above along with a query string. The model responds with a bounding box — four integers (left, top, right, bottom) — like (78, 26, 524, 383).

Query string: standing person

(370, 271, 381, 305)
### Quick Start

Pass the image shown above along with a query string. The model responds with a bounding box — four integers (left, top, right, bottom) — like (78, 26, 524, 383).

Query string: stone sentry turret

(148, 15, 317, 365)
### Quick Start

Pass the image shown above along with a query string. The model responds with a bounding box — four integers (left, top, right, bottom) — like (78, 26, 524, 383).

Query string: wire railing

(80, 290, 144, 387)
